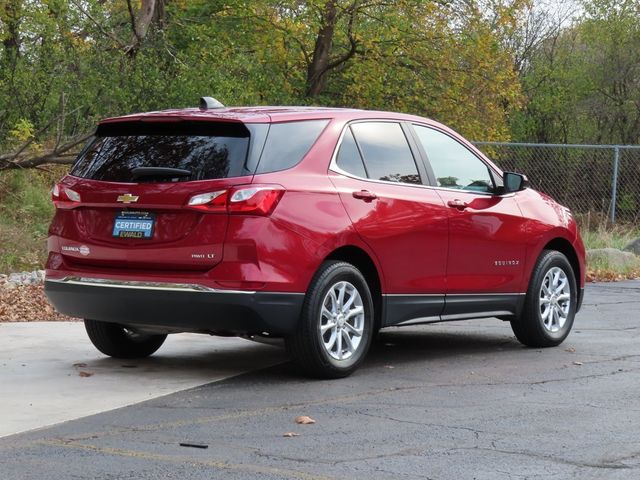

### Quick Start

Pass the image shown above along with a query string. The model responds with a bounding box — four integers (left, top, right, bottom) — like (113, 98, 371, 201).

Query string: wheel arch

(542, 237, 581, 287)
(324, 245, 383, 331)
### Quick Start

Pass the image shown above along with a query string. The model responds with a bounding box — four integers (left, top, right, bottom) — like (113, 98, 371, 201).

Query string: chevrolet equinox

(45, 98, 586, 378)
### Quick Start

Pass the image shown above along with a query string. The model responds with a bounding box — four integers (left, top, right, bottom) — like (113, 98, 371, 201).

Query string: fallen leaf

(572, 361, 583, 366)
(79, 371, 94, 377)
(565, 347, 576, 353)
(0, 284, 80, 322)
(283, 432, 300, 438)
(295, 415, 316, 425)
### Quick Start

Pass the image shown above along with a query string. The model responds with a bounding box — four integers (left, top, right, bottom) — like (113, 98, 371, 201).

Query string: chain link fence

(473, 142, 640, 224)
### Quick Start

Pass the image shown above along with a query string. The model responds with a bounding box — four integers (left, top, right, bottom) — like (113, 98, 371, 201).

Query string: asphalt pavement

(1, 280, 639, 479)
(0, 324, 286, 437)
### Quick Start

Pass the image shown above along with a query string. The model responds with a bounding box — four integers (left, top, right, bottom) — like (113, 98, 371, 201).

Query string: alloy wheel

(539, 266, 571, 333)
(319, 281, 365, 360)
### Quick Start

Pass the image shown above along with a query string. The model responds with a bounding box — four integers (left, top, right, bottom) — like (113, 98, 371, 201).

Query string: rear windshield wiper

(130, 167, 192, 180)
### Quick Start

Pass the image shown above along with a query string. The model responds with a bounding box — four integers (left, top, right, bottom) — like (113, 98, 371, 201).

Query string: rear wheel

(286, 261, 374, 378)
(511, 250, 577, 347)
(84, 319, 167, 358)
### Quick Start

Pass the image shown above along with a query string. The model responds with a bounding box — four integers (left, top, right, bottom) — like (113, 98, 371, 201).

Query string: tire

(84, 319, 167, 359)
(511, 250, 577, 347)
(286, 261, 375, 379)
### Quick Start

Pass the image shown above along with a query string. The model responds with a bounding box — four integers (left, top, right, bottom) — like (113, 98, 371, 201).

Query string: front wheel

(286, 261, 374, 378)
(511, 250, 577, 347)
(84, 319, 167, 359)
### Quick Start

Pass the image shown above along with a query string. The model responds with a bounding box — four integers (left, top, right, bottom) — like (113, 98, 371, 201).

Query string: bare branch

(0, 103, 91, 170)
(55, 92, 66, 150)
(0, 133, 92, 170)
(69, 0, 127, 50)
(126, 0, 141, 42)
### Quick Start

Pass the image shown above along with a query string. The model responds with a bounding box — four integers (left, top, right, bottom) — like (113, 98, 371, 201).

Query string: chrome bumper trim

(46, 277, 256, 295)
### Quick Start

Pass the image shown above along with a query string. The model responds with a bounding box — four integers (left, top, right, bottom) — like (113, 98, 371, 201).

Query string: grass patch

(586, 254, 640, 282)
(577, 216, 640, 280)
(0, 167, 67, 273)
(581, 223, 639, 251)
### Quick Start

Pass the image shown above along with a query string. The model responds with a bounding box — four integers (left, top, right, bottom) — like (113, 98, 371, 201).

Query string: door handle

(352, 190, 378, 202)
(447, 199, 468, 210)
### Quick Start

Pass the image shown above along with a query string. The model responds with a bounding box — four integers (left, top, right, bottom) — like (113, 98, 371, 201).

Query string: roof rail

(199, 97, 225, 110)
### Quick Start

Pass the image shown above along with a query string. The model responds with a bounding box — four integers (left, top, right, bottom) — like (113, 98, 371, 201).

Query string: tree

(0, 0, 528, 162)
(511, 0, 640, 144)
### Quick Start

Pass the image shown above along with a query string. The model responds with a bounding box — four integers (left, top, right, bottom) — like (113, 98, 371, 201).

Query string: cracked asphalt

(1, 280, 640, 479)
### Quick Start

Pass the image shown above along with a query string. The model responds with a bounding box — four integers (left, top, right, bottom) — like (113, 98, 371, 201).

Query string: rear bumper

(44, 277, 304, 336)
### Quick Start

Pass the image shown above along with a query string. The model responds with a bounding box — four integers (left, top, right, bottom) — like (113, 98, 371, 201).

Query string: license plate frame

(112, 211, 155, 239)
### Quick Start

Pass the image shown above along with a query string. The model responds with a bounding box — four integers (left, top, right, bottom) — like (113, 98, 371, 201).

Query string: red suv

(45, 99, 585, 378)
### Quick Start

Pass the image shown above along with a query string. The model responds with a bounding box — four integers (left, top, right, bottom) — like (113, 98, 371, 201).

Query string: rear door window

(71, 122, 255, 183)
(350, 122, 421, 185)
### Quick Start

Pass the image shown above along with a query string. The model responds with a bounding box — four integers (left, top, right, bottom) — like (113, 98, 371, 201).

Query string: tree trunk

(126, 0, 167, 55)
(1, 0, 21, 60)
(152, 0, 166, 30)
(135, 0, 157, 40)
(306, 0, 338, 98)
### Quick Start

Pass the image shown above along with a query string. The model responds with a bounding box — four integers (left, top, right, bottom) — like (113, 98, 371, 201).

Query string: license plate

(112, 211, 155, 239)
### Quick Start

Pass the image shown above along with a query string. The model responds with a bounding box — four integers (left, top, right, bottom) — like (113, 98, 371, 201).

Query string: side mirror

(503, 171, 528, 194)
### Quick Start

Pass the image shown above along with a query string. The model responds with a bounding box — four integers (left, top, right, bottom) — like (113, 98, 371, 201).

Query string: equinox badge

(117, 193, 139, 204)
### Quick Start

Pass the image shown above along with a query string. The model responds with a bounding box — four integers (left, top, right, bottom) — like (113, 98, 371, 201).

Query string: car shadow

(83, 338, 288, 379)
(271, 322, 526, 380)
(78, 323, 523, 382)
(367, 325, 522, 365)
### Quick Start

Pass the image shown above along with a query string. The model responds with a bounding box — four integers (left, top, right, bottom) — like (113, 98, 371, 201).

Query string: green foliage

(581, 221, 640, 251)
(0, 168, 63, 272)
(0, 0, 527, 149)
(0, 1, 638, 158)
(512, 0, 640, 144)
(8, 118, 34, 143)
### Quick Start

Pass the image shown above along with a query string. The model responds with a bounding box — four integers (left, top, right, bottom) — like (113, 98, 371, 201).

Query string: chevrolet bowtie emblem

(117, 193, 139, 203)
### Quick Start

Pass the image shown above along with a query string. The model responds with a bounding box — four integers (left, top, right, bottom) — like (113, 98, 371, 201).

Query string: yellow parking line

(40, 439, 336, 480)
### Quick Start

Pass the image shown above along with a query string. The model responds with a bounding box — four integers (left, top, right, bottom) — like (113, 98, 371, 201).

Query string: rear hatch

(53, 120, 267, 272)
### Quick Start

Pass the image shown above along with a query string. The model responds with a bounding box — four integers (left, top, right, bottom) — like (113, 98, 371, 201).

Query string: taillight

(186, 185, 285, 215)
(51, 183, 81, 209)
(187, 190, 228, 212)
(228, 186, 285, 215)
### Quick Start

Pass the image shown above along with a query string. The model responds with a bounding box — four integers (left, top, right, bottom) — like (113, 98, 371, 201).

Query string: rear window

(336, 127, 367, 178)
(71, 122, 257, 183)
(255, 120, 328, 174)
(72, 119, 327, 182)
